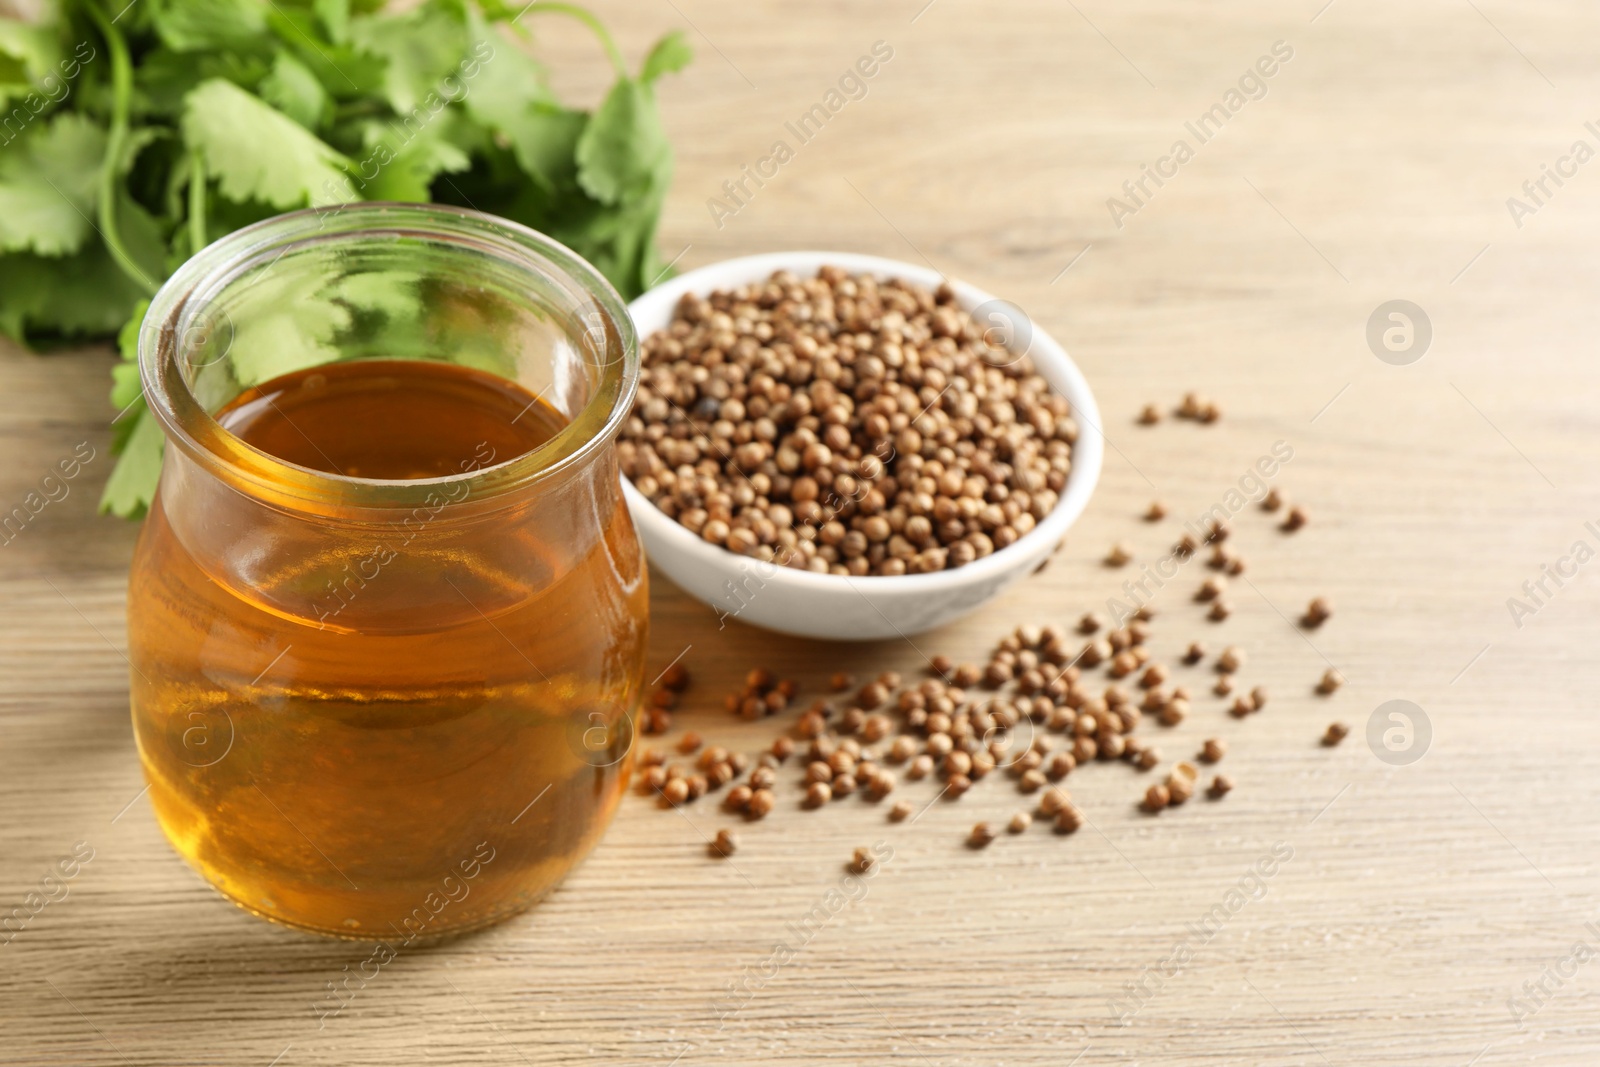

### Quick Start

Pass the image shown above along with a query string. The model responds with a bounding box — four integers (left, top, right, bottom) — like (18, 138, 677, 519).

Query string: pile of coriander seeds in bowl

(618, 251, 1103, 640)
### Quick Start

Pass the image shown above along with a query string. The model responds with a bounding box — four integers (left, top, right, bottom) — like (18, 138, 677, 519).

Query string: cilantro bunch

(0, 0, 690, 517)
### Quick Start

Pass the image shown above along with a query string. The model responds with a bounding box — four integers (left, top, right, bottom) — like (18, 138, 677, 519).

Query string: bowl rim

(622, 250, 1104, 596)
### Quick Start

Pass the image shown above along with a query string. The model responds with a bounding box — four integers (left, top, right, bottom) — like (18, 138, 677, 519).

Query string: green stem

(517, 3, 628, 77)
(86, 2, 157, 295)
(188, 152, 207, 255)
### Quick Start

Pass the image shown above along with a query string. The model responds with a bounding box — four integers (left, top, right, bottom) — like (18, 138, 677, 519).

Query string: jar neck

(139, 204, 638, 523)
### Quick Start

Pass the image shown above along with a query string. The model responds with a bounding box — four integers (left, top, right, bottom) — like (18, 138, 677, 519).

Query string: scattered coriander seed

(1157, 698, 1188, 726)
(1106, 542, 1133, 567)
(830, 672, 853, 692)
(831, 773, 858, 798)
(747, 788, 776, 818)
(1208, 774, 1233, 799)
(1145, 500, 1167, 521)
(1008, 811, 1032, 834)
(676, 732, 703, 755)
(1229, 696, 1254, 719)
(771, 737, 795, 761)
(945, 773, 973, 798)
(1135, 747, 1160, 771)
(1213, 676, 1234, 697)
(1079, 612, 1105, 634)
(804, 781, 832, 808)
(1165, 773, 1194, 805)
(1039, 787, 1072, 816)
(849, 847, 875, 874)
(1282, 505, 1308, 532)
(1200, 738, 1227, 763)
(968, 822, 996, 848)
(1019, 768, 1047, 793)
(1143, 784, 1170, 812)
(1138, 403, 1162, 425)
(1140, 663, 1169, 689)
(1207, 598, 1232, 621)
(907, 754, 934, 780)
(1317, 668, 1344, 695)
(1323, 722, 1350, 746)
(889, 800, 914, 822)
(1249, 686, 1267, 709)
(1302, 597, 1332, 628)
(723, 784, 753, 812)
(1261, 488, 1282, 512)
(1197, 576, 1227, 602)
(1046, 751, 1077, 780)
(710, 829, 739, 857)
(1217, 647, 1245, 673)
(661, 778, 690, 807)
(660, 663, 691, 692)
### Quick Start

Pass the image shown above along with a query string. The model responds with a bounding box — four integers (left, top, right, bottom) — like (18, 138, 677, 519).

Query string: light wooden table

(5, 1, 1600, 1064)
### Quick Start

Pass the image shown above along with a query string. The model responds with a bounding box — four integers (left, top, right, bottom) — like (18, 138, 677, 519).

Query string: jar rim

(138, 203, 639, 516)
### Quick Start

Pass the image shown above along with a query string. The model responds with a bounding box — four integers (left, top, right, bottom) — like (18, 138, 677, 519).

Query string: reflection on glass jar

(128, 205, 647, 938)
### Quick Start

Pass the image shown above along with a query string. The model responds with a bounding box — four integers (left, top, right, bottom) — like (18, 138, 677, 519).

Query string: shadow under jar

(129, 204, 647, 939)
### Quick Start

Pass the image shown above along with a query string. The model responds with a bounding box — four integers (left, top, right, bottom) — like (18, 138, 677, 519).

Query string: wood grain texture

(4, 1, 1600, 1063)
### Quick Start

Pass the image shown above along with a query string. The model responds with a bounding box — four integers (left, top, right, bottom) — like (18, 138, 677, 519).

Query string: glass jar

(129, 204, 647, 938)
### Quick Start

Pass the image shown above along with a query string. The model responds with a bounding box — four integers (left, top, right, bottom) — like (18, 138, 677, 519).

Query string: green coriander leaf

(264, 7, 387, 101)
(260, 49, 329, 130)
(349, 1, 469, 116)
(225, 269, 351, 387)
(639, 30, 692, 83)
(0, 226, 156, 342)
(149, 0, 271, 55)
(574, 77, 669, 206)
(183, 78, 354, 208)
(0, 112, 106, 256)
(0, 16, 64, 95)
(99, 407, 163, 519)
(132, 48, 273, 119)
(314, 0, 351, 44)
(353, 113, 470, 201)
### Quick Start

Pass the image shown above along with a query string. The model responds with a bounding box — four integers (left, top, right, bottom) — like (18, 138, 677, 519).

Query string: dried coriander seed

(1137, 403, 1162, 425)
(1200, 738, 1227, 763)
(1183, 641, 1206, 665)
(849, 847, 875, 874)
(1322, 722, 1350, 746)
(660, 663, 691, 692)
(1008, 811, 1032, 834)
(1145, 500, 1167, 521)
(1316, 668, 1344, 695)
(1143, 784, 1170, 812)
(804, 781, 832, 808)
(1054, 805, 1083, 833)
(710, 829, 738, 857)
(1207, 599, 1232, 622)
(1282, 505, 1308, 532)
(1302, 597, 1332, 627)
(968, 822, 996, 848)
(1208, 774, 1233, 799)
(1217, 647, 1245, 673)
(748, 789, 776, 818)
(889, 800, 914, 822)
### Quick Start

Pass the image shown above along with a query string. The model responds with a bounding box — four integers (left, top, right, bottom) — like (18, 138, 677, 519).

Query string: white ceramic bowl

(621, 251, 1103, 640)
